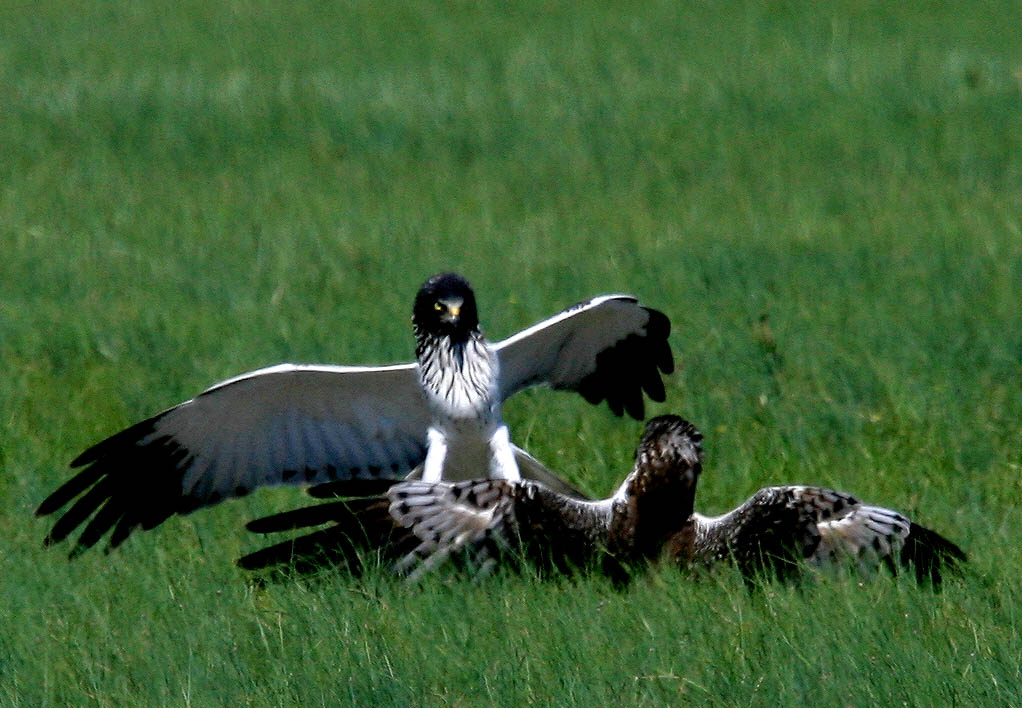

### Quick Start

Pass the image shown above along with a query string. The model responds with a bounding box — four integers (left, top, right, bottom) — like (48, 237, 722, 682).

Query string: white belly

(422, 420, 520, 482)
(417, 335, 519, 482)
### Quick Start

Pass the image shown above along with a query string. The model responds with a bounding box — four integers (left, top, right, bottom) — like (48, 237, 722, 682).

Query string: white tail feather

(814, 505, 910, 567)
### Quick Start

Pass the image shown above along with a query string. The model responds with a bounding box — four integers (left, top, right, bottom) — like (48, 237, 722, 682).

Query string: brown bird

(243, 415, 966, 586)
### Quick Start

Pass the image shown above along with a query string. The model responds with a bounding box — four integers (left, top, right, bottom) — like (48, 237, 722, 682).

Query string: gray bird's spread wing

(493, 295, 673, 420)
(36, 363, 431, 553)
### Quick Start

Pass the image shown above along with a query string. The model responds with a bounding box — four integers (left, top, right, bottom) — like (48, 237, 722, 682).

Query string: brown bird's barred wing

(238, 492, 420, 577)
(899, 522, 968, 585)
(386, 479, 518, 581)
(685, 485, 965, 585)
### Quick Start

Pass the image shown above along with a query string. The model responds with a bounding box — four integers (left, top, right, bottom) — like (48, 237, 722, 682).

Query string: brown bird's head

(613, 415, 704, 557)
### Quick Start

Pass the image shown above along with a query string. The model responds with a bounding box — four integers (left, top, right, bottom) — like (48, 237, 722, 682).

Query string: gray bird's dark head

(613, 414, 705, 558)
(413, 272, 481, 343)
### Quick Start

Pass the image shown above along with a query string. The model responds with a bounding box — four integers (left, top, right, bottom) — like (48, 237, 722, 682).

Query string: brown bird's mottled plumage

(242, 416, 704, 583)
(242, 415, 966, 586)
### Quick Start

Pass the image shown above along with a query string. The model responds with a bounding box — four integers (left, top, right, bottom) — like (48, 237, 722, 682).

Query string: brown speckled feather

(240, 414, 966, 586)
(666, 475, 965, 583)
(387, 416, 703, 582)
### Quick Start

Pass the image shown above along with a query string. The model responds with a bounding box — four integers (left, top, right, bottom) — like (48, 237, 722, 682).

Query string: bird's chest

(419, 340, 499, 424)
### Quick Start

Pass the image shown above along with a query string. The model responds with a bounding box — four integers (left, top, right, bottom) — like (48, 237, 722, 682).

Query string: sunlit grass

(1, 0, 1020, 705)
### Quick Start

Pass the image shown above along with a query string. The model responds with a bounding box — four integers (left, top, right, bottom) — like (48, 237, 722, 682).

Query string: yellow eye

(434, 302, 443, 312)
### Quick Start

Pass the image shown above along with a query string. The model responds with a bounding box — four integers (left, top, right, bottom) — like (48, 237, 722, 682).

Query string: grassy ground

(1, 0, 1020, 705)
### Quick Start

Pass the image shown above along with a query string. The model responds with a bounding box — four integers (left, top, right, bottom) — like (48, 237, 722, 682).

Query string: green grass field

(2, 0, 1020, 705)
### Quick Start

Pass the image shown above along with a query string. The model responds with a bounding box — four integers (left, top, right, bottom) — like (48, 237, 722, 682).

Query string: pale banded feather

(240, 415, 965, 586)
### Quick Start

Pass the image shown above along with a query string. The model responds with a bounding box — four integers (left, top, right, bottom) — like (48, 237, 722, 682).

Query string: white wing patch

(815, 506, 911, 566)
(387, 480, 513, 581)
(778, 486, 911, 569)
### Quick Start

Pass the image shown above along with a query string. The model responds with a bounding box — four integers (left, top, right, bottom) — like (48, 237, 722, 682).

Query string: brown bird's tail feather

(900, 522, 967, 585)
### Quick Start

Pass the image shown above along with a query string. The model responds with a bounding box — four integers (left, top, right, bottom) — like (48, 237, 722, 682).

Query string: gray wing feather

(493, 295, 673, 420)
(37, 363, 431, 551)
(511, 445, 588, 499)
(164, 364, 429, 492)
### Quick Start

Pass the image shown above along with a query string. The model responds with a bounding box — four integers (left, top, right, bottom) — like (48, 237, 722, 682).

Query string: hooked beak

(440, 297, 463, 322)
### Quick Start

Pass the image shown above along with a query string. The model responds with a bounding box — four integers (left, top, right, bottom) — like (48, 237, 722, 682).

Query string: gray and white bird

(381, 415, 966, 584)
(37, 273, 674, 555)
